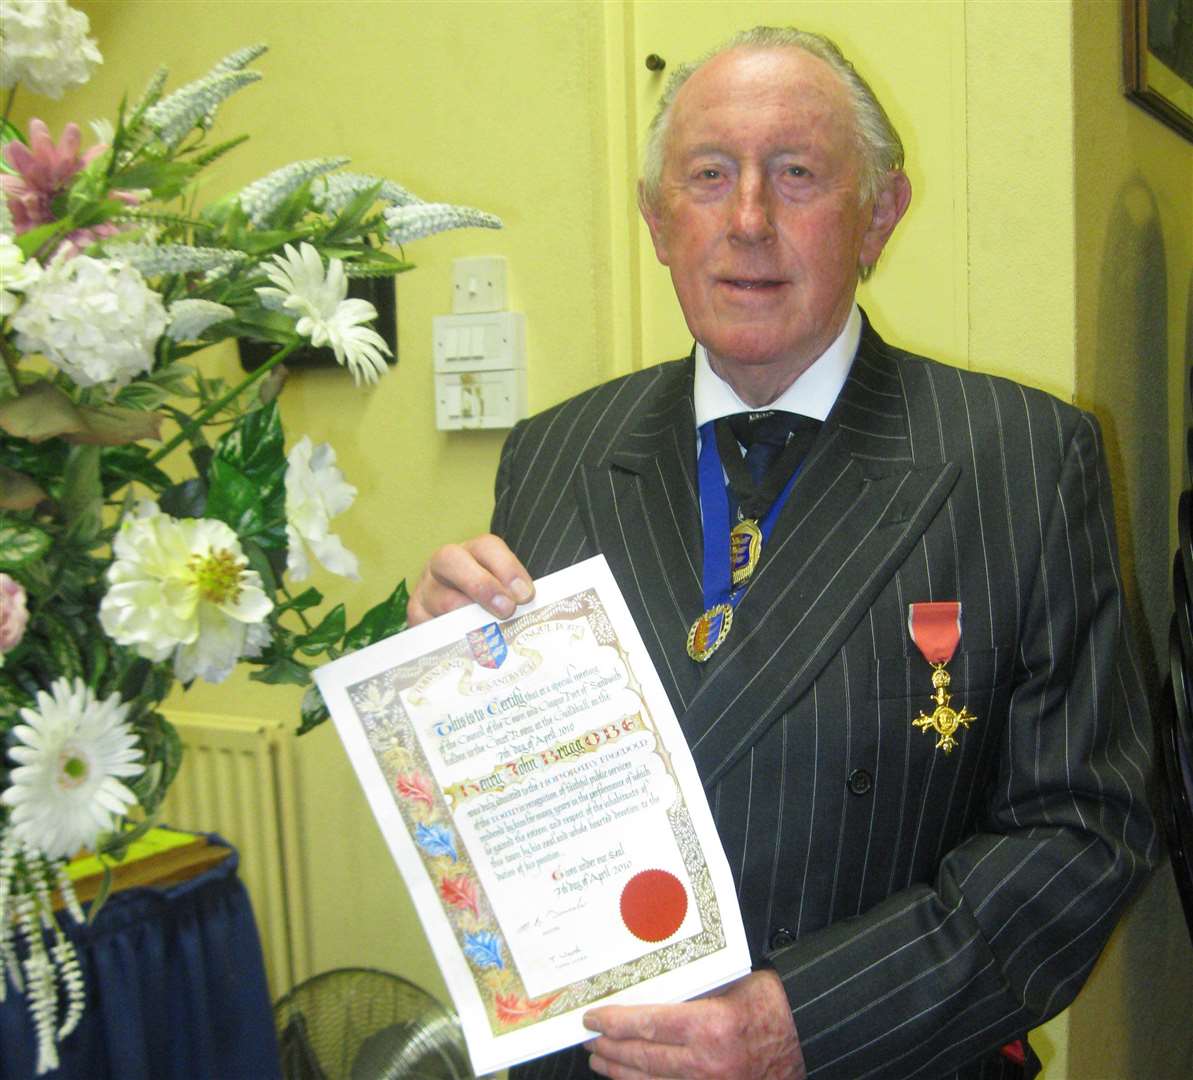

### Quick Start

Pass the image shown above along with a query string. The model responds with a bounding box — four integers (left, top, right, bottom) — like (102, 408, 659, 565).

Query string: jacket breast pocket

(869, 645, 1014, 703)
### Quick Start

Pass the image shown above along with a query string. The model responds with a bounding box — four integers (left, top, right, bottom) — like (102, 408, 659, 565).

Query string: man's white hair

(640, 26, 904, 225)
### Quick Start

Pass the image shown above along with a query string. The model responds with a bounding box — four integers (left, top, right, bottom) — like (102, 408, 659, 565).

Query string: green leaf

(276, 586, 322, 614)
(191, 133, 250, 168)
(42, 611, 86, 681)
(225, 307, 300, 347)
(100, 445, 173, 496)
(0, 381, 163, 445)
(15, 221, 68, 259)
(111, 159, 201, 200)
(88, 868, 115, 925)
(323, 182, 383, 245)
(297, 685, 329, 735)
(0, 466, 47, 510)
(0, 357, 17, 402)
(344, 580, 409, 652)
(206, 402, 287, 544)
(159, 476, 207, 519)
(250, 656, 312, 686)
(242, 538, 279, 595)
(296, 603, 345, 655)
(0, 518, 51, 568)
(62, 444, 103, 542)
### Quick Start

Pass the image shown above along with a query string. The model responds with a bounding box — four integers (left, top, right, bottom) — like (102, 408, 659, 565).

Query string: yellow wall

(17, 1, 1193, 1072)
(18, 0, 618, 1004)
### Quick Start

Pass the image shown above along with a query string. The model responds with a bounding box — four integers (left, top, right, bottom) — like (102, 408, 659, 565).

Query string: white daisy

(98, 501, 274, 684)
(257, 242, 391, 385)
(285, 436, 359, 581)
(1, 678, 144, 860)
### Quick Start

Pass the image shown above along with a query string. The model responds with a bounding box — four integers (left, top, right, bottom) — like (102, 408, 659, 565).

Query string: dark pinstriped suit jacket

(501, 321, 1157, 1080)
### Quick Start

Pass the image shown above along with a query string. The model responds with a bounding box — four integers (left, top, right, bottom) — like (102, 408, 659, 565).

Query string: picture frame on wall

(1124, 0, 1193, 141)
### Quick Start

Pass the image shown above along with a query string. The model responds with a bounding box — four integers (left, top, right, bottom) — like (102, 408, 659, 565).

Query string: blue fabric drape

(1, 836, 281, 1080)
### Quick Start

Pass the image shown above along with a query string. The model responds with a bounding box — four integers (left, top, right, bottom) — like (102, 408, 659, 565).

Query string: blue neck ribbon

(696, 419, 800, 612)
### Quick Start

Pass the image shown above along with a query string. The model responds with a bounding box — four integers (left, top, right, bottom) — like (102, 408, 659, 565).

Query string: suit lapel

(576, 360, 706, 711)
(682, 325, 960, 784)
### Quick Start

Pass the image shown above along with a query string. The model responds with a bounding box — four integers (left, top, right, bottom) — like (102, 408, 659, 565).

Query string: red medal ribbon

(907, 602, 961, 664)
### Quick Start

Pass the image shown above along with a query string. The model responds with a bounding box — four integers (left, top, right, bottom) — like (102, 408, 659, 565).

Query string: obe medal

(729, 519, 762, 587)
(907, 601, 978, 754)
(687, 603, 734, 662)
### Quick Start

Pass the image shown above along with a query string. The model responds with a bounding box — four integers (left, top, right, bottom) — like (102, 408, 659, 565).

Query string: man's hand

(583, 969, 805, 1080)
(407, 533, 534, 625)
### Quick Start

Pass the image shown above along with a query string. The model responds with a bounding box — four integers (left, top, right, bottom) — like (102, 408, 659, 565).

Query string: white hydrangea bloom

(285, 436, 359, 581)
(0, 234, 41, 318)
(313, 172, 422, 216)
(384, 202, 502, 245)
(99, 501, 274, 684)
(1, 678, 144, 861)
(166, 298, 235, 341)
(0, 0, 102, 99)
(10, 255, 166, 390)
(238, 157, 349, 228)
(257, 242, 391, 385)
(144, 69, 260, 148)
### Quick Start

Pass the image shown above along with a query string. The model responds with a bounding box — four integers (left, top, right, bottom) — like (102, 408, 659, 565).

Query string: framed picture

(1124, 0, 1193, 141)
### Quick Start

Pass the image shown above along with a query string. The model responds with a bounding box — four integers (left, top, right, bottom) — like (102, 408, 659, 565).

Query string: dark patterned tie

(728, 411, 802, 483)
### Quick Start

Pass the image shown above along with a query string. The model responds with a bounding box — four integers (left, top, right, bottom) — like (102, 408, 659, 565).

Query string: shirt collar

(693, 303, 860, 427)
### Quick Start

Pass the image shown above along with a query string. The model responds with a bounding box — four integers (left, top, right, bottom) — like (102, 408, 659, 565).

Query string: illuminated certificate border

(315, 556, 750, 1076)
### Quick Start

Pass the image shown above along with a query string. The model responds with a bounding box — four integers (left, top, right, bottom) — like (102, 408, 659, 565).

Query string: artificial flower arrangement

(0, 2, 500, 1071)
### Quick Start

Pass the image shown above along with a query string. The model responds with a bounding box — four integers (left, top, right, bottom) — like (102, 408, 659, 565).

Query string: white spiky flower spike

(383, 202, 502, 245)
(238, 157, 349, 228)
(145, 69, 261, 148)
(111, 243, 248, 277)
(314, 172, 422, 216)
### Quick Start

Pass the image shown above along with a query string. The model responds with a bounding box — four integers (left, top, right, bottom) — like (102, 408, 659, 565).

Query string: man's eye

(783, 165, 808, 178)
(697, 168, 722, 180)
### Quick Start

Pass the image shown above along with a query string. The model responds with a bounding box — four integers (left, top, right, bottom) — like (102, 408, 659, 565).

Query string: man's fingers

(585, 1003, 691, 1045)
(407, 534, 533, 625)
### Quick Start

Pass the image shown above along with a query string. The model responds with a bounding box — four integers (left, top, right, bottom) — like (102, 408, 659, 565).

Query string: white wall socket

(452, 256, 507, 313)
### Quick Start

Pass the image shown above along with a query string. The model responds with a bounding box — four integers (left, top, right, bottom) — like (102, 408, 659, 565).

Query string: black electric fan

(274, 967, 472, 1080)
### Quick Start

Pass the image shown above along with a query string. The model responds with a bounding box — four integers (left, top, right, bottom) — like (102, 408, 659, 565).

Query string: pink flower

(1, 119, 139, 255)
(0, 573, 29, 655)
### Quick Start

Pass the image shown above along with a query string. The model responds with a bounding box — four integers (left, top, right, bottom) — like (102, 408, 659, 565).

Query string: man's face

(640, 47, 908, 390)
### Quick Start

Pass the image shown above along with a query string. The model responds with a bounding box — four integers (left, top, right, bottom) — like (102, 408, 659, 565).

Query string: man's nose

(728, 176, 775, 243)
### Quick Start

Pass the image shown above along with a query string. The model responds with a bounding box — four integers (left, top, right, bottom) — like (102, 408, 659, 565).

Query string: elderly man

(409, 27, 1156, 1080)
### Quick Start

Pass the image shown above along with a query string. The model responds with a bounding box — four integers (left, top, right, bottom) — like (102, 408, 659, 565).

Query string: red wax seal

(619, 869, 688, 942)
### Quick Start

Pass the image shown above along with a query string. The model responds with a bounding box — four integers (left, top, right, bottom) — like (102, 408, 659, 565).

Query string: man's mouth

(721, 278, 786, 290)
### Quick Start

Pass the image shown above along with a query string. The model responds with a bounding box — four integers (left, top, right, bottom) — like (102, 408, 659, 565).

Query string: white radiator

(160, 711, 310, 997)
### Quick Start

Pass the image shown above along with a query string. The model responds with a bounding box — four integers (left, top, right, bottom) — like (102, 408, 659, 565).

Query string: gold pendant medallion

(686, 603, 734, 662)
(912, 663, 977, 753)
(729, 519, 762, 588)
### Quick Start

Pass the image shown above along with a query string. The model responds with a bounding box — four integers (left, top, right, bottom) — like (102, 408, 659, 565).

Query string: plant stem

(1, 87, 16, 130)
(148, 339, 300, 464)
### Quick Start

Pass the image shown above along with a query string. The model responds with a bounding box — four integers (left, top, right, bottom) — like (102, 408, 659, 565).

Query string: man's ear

(637, 179, 671, 267)
(859, 170, 912, 269)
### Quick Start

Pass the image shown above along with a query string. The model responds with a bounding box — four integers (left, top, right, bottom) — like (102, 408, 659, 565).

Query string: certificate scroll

(315, 556, 750, 1075)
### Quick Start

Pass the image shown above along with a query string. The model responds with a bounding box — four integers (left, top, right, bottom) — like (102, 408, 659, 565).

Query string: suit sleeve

(769, 413, 1158, 1078)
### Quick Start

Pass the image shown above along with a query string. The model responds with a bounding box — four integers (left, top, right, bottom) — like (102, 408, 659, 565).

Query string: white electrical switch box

(433, 311, 526, 430)
(435, 371, 526, 430)
(452, 256, 507, 313)
(433, 312, 525, 373)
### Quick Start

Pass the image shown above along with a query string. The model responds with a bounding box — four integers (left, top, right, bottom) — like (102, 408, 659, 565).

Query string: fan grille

(274, 967, 471, 1080)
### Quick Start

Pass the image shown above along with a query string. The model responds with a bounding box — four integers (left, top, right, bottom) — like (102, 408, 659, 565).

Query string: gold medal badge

(729, 519, 762, 588)
(907, 602, 977, 754)
(913, 662, 976, 753)
(687, 603, 734, 662)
